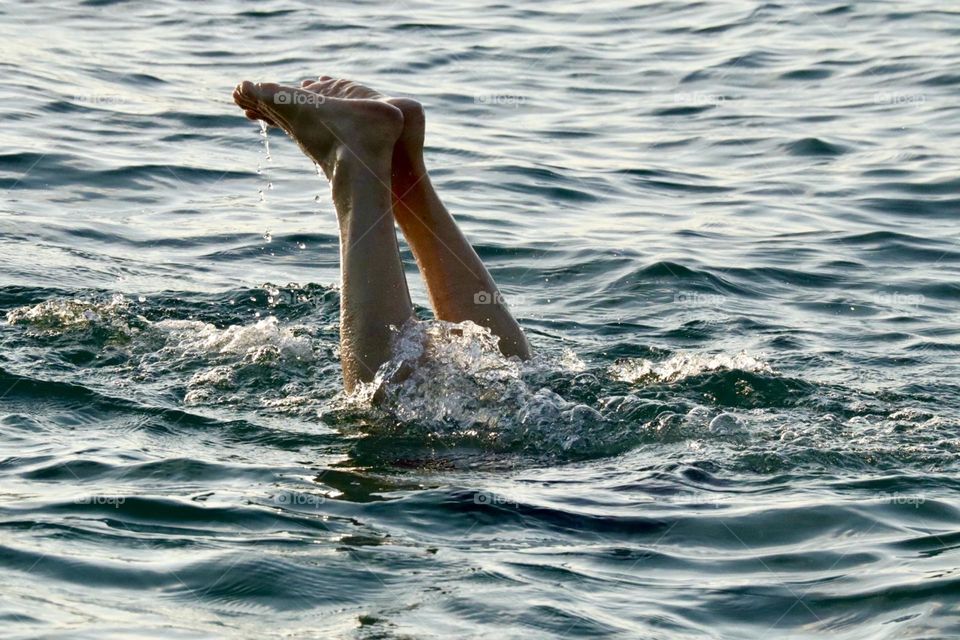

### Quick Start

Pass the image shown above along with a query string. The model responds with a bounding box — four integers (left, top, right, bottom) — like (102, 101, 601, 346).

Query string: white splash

(154, 316, 313, 363)
(610, 351, 772, 384)
(6, 293, 131, 331)
(342, 319, 611, 453)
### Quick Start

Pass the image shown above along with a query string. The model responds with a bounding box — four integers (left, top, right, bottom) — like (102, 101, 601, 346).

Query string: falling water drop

(259, 120, 272, 161)
(263, 230, 273, 243)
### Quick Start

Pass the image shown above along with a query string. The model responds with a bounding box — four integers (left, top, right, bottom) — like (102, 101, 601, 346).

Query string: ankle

(392, 143, 427, 181)
(335, 101, 404, 164)
(386, 98, 427, 170)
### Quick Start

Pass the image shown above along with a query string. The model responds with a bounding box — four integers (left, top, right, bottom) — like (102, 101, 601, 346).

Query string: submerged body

(232, 78, 529, 391)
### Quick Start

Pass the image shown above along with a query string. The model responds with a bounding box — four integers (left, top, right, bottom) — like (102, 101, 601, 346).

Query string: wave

(781, 137, 849, 157)
(6, 287, 957, 472)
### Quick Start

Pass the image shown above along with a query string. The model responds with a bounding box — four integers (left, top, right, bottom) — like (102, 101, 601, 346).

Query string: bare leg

(388, 101, 531, 359)
(298, 78, 531, 360)
(232, 81, 412, 391)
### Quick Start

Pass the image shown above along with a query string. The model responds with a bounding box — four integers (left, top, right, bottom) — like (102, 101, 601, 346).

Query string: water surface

(1, 1, 959, 638)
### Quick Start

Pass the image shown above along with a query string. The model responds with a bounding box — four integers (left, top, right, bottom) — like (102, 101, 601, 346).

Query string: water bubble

(265, 286, 281, 306)
(708, 413, 742, 435)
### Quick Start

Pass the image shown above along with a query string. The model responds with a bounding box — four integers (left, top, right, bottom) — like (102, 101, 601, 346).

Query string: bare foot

(294, 77, 426, 166)
(231, 80, 403, 177)
(291, 76, 429, 224)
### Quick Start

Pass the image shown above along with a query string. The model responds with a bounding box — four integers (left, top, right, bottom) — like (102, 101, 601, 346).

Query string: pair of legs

(232, 77, 530, 392)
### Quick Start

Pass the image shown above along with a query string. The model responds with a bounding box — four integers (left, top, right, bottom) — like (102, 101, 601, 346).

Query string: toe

(233, 82, 279, 125)
(239, 80, 257, 98)
(237, 80, 279, 105)
(248, 81, 284, 106)
(235, 93, 259, 113)
(234, 81, 262, 107)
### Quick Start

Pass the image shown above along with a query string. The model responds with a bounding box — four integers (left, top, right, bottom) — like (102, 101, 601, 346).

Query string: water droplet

(259, 120, 272, 161)
(263, 231, 272, 243)
(297, 242, 306, 250)
(267, 182, 273, 190)
(314, 194, 320, 202)
(137, 295, 146, 303)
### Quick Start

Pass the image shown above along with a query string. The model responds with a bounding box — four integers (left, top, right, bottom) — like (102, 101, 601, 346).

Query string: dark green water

(1, 1, 959, 638)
